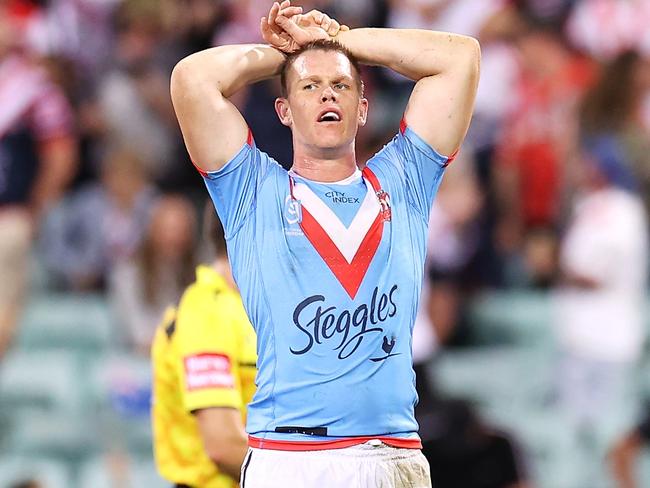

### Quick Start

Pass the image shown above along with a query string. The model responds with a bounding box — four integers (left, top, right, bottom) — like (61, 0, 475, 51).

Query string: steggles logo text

(290, 285, 398, 360)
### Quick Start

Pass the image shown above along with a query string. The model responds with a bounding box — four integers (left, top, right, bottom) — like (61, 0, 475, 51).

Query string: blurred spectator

(0, 2, 77, 356)
(412, 156, 528, 488)
(40, 146, 157, 291)
(419, 397, 529, 488)
(330, 0, 387, 29)
(19, 0, 121, 86)
(567, 0, 650, 61)
(470, 3, 520, 158)
(110, 194, 197, 355)
(580, 50, 650, 216)
(424, 155, 484, 347)
(554, 136, 648, 452)
(412, 157, 486, 479)
(212, 0, 269, 46)
(174, 0, 228, 55)
(387, 0, 504, 36)
(96, 0, 182, 187)
(493, 8, 596, 285)
(610, 408, 650, 488)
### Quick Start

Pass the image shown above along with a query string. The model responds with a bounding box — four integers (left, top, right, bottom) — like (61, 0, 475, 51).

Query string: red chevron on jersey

(292, 176, 385, 299)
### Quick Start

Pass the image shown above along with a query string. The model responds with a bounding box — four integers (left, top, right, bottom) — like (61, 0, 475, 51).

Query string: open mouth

(317, 109, 342, 123)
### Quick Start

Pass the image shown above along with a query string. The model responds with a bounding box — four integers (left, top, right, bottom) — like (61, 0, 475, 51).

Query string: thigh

(371, 451, 432, 488)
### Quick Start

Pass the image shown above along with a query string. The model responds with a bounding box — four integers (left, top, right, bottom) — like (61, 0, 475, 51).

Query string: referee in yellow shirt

(152, 206, 257, 488)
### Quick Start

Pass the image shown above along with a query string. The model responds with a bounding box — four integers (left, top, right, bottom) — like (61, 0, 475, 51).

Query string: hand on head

(260, 1, 349, 53)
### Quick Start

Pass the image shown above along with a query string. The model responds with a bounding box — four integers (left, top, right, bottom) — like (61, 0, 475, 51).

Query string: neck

(213, 257, 237, 290)
(291, 144, 358, 183)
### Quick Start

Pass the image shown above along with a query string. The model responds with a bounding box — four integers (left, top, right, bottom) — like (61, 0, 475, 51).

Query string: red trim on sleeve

(190, 128, 254, 177)
(191, 159, 208, 177)
(399, 117, 407, 135)
(248, 435, 422, 451)
(444, 148, 459, 167)
(399, 116, 458, 166)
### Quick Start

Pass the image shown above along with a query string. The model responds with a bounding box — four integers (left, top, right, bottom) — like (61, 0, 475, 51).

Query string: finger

(278, 5, 303, 19)
(268, 2, 280, 26)
(321, 15, 332, 33)
(262, 16, 289, 46)
(279, 0, 291, 8)
(340, 24, 350, 31)
(321, 16, 340, 36)
(261, 17, 280, 44)
(261, 17, 272, 39)
(303, 9, 324, 24)
(267, 8, 284, 34)
(275, 14, 307, 41)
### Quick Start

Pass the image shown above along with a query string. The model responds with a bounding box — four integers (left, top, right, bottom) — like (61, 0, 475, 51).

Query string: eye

(303, 83, 317, 90)
(334, 83, 349, 90)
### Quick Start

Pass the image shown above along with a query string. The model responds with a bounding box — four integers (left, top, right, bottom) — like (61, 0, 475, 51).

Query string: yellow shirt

(152, 265, 257, 488)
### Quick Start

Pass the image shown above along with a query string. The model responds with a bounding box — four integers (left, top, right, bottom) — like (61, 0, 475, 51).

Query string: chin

(315, 133, 351, 148)
(315, 141, 347, 154)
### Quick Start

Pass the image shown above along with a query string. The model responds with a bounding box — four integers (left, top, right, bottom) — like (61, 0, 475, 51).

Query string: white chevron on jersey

(292, 179, 380, 263)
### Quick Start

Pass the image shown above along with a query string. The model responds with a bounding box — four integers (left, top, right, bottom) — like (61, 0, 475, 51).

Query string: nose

(321, 86, 337, 103)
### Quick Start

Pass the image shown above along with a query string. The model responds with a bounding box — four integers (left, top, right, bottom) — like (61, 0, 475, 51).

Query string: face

(275, 50, 368, 154)
(149, 197, 196, 260)
(101, 152, 147, 208)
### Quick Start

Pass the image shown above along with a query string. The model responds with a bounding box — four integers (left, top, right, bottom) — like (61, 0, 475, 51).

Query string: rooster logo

(370, 335, 400, 362)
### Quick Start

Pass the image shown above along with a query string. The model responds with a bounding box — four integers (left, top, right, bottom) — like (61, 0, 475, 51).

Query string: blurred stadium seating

(0, 457, 72, 488)
(0, 284, 158, 487)
(15, 294, 114, 354)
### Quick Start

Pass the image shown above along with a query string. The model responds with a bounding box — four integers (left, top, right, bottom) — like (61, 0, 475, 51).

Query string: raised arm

(276, 17, 481, 156)
(336, 29, 480, 156)
(170, 44, 286, 172)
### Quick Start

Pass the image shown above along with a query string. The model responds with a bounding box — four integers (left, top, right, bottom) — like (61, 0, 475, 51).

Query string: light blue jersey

(201, 123, 450, 448)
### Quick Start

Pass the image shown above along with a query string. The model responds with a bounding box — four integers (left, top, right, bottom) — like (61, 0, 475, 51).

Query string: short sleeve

(367, 122, 451, 218)
(200, 134, 281, 238)
(175, 287, 242, 412)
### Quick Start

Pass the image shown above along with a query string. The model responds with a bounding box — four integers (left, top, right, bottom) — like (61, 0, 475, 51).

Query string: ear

(358, 98, 369, 127)
(275, 97, 292, 127)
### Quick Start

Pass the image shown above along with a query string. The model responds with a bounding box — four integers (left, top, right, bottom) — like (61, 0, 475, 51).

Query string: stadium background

(1, 0, 650, 486)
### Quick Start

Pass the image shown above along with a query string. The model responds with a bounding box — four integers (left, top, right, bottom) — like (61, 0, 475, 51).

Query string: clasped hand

(260, 0, 349, 53)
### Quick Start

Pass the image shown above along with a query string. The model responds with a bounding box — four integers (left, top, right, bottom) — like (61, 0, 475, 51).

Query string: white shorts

(240, 440, 431, 488)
